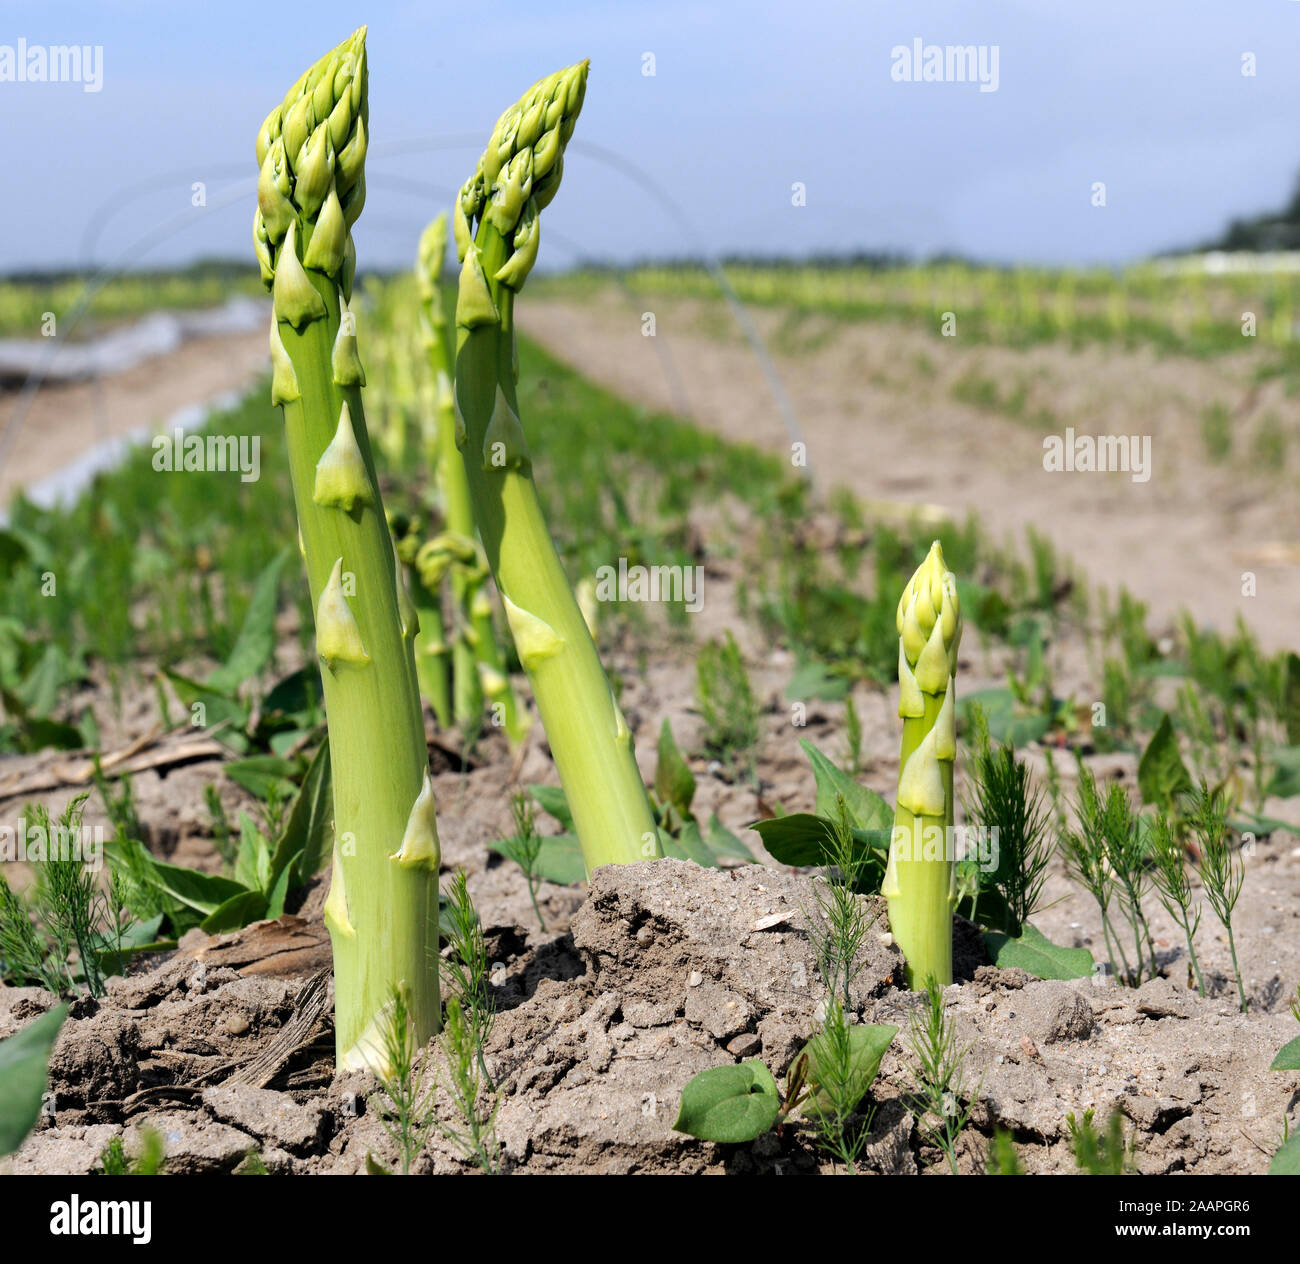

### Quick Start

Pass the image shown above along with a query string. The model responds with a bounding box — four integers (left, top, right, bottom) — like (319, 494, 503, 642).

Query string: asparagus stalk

(391, 512, 453, 730)
(882, 541, 962, 988)
(415, 216, 528, 743)
(452, 63, 658, 870)
(254, 28, 440, 1069)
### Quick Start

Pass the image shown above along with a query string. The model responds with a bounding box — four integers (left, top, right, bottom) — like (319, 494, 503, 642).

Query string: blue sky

(3, 0, 1300, 273)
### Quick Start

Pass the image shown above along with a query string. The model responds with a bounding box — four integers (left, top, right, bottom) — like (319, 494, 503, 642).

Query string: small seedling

(1148, 812, 1206, 996)
(1067, 1107, 1131, 1175)
(841, 694, 863, 777)
(966, 706, 1054, 936)
(439, 871, 494, 1069)
(370, 986, 438, 1175)
(805, 799, 879, 1005)
(204, 784, 236, 871)
(696, 630, 761, 780)
(986, 1129, 1025, 1174)
(905, 977, 980, 1174)
(1, 796, 141, 999)
(1061, 768, 1153, 985)
(1191, 783, 1247, 1011)
(438, 998, 501, 1175)
(498, 792, 545, 931)
(95, 1128, 165, 1176)
(800, 997, 877, 1173)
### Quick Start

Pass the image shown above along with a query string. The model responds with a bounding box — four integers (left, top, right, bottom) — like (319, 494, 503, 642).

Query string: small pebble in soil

(687, 970, 703, 987)
(225, 1015, 250, 1036)
(636, 926, 654, 946)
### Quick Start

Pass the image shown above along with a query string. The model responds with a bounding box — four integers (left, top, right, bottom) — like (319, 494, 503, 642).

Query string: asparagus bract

(255, 28, 440, 1069)
(416, 216, 528, 743)
(452, 63, 659, 870)
(882, 541, 962, 987)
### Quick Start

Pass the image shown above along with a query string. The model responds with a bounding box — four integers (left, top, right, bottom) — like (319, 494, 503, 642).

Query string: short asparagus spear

(415, 216, 528, 743)
(882, 541, 962, 987)
(254, 28, 440, 1069)
(451, 63, 659, 871)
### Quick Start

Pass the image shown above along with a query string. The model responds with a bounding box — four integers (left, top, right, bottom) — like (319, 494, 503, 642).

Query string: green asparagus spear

(416, 216, 528, 743)
(451, 63, 659, 871)
(254, 28, 440, 1069)
(882, 541, 962, 987)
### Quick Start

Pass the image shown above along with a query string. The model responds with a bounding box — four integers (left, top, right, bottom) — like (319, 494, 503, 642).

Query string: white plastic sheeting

(0, 296, 268, 386)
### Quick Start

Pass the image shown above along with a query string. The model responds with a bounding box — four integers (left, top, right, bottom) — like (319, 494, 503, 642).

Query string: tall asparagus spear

(882, 541, 962, 987)
(452, 63, 659, 871)
(254, 28, 440, 1069)
(415, 216, 528, 743)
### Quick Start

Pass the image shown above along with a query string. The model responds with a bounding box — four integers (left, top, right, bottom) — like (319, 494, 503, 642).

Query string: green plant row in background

(540, 260, 1300, 359)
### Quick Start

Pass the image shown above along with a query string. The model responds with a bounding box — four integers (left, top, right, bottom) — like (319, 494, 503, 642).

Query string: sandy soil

(519, 291, 1300, 651)
(0, 329, 267, 505)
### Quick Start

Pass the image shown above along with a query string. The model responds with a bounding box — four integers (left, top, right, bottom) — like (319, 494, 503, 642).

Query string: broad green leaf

(527, 785, 574, 832)
(673, 1061, 781, 1144)
(269, 729, 315, 758)
(704, 813, 753, 862)
(749, 813, 889, 888)
(91, 914, 166, 973)
(140, 857, 249, 916)
(273, 741, 332, 885)
(234, 813, 271, 893)
(800, 1023, 897, 1116)
(1137, 713, 1193, 811)
(489, 832, 586, 886)
(1271, 1036, 1300, 1072)
(265, 851, 300, 919)
(662, 821, 715, 868)
(785, 659, 849, 702)
(208, 550, 289, 694)
(1266, 747, 1300, 800)
(983, 923, 1094, 981)
(655, 719, 696, 815)
(0, 1004, 68, 1157)
(1230, 810, 1297, 839)
(4, 710, 84, 753)
(1271, 1133, 1300, 1175)
(958, 688, 1050, 746)
(200, 890, 269, 934)
(15, 645, 76, 718)
(261, 667, 323, 721)
(164, 670, 249, 748)
(799, 738, 893, 830)
(224, 755, 298, 802)
(1284, 653, 1300, 747)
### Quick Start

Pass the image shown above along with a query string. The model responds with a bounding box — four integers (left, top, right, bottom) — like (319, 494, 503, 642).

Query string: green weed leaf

(1137, 713, 1193, 811)
(673, 1061, 781, 1144)
(799, 739, 892, 830)
(1271, 1036, 1300, 1072)
(983, 923, 1094, 980)
(0, 1005, 68, 1157)
(275, 741, 332, 885)
(200, 890, 269, 934)
(800, 1022, 896, 1115)
(208, 550, 289, 694)
(1271, 1134, 1300, 1175)
(655, 719, 696, 815)
(489, 832, 585, 886)
(527, 785, 574, 832)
